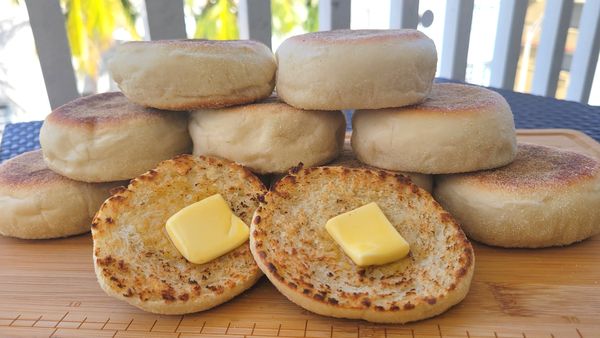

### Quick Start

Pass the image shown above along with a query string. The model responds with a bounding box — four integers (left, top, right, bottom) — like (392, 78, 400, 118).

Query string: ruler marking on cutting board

(8, 315, 20, 326)
(0, 314, 592, 337)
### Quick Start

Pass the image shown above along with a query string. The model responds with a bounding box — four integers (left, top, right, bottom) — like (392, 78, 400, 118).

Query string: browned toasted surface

(193, 94, 329, 114)
(158, 92, 273, 111)
(251, 166, 473, 319)
(330, 147, 367, 168)
(453, 143, 600, 190)
(92, 155, 266, 313)
(208, 94, 284, 111)
(122, 39, 268, 51)
(46, 92, 179, 128)
(410, 83, 506, 112)
(287, 29, 424, 45)
(0, 150, 64, 188)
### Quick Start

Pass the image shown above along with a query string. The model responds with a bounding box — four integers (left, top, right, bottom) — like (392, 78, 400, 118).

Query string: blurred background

(0, 0, 598, 129)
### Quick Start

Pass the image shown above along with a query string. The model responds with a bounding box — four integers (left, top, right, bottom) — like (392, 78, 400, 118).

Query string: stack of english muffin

(0, 29, 598, 325)
(0, 91, 193, 239)
(271, 30, 599, 251)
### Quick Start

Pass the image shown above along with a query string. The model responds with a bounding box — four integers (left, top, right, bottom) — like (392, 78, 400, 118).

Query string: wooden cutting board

(1, 129, 599, 338)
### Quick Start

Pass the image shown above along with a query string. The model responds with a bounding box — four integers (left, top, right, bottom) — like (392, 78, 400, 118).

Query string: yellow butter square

(166, 194, 249, 264)
(325, 202, 410, 266)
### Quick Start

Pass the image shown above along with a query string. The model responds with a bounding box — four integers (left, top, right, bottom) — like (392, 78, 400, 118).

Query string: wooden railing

(24, 0, 600, 109)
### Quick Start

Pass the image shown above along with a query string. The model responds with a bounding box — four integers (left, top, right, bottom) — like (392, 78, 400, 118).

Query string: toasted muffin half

(92, 155, 266, 314)
(250, 166, 474, 324)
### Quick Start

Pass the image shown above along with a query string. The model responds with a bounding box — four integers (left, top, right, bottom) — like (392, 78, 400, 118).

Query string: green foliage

(192, 0, 239, 40)
(271, 0, 297, 36)
(304, 0, 319, 32)
(59, 0, 319, 78)
(272, 0, 319, 37)
(187, 0, 318, 41)
(63, 0, 139, 78)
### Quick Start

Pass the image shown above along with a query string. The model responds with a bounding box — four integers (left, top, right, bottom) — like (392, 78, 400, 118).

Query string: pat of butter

(325, 202, 410, 266)
(166, 194, 249, 264)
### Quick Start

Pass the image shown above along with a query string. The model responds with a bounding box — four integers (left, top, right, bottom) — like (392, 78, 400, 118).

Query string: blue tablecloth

(1, 121, 42, 162)
(2, 81, 599, 163)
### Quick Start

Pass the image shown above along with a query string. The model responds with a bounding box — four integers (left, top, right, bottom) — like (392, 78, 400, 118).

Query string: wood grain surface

(0, 129, 599, 338)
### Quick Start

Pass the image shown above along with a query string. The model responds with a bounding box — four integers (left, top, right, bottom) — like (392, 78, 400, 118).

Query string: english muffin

(276, 29, 437, 110)
(40, 92, 191, 182)
(109, 39, 276, 110)
(189, 96, 346, 174)
(0, 150, 123, 239)
(434, 143, 600, 248)
(93, 155, 266, 314)
(250, 166, 474, 323)
(352, 83, 517, 174)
